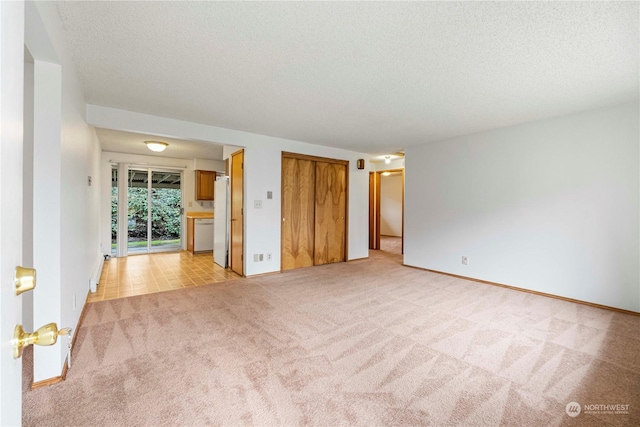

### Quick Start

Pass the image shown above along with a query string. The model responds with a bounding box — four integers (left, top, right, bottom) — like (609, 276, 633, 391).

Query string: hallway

(380, 235, 402, 255)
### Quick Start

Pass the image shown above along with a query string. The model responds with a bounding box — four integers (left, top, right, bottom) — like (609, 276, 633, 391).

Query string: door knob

(14, 266, 36, 295)
(12, 323, 70, 359)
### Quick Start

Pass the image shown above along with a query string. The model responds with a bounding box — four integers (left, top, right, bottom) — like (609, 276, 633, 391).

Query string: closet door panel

(282, 158, 315, 270)
(314, 162, 346, 265)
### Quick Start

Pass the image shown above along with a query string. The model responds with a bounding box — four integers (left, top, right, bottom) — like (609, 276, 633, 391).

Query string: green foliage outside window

(111, 187, 181, 242)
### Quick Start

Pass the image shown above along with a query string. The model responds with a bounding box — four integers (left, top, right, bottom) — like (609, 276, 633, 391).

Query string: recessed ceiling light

(145, 141, 168, 152)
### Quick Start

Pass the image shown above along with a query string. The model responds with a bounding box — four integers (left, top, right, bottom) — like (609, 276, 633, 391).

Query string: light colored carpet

(381, 235, 402, 255)
(23, 250, 640, 426)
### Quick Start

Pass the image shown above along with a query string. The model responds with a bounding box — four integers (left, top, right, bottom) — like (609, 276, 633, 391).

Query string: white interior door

(0, 1, 25, 424)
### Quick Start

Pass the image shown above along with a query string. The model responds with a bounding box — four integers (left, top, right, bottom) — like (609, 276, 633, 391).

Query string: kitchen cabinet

(195, 170, 215, 200)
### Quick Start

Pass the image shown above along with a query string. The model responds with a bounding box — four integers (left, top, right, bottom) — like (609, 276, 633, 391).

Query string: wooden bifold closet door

(281, 154, 347, 271)
(314, 161, 346, 265)
(282, 157, 315, 270)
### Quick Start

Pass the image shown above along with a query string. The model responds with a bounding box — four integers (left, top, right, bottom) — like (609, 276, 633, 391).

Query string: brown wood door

(314, 162, 346, 265)
(230, 150, 244, 276)
(281, 157, 315, 270)
(368, 172, 377, 249)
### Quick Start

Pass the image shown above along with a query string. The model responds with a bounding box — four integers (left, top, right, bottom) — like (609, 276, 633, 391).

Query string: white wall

(87, 105, 370, 276)
(242, 143, 369, 275)
(194, 158, 224, 172)
(372, 158, 404, 171)
(380, 174, 403, 237)
(100, 152, 224, 253)
(405, 102, 640, 312)
(26, 1, 103, 381)
(31, 58, 63, 383)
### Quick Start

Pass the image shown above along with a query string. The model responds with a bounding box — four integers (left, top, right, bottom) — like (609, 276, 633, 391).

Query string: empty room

(1, 1, 638, 426)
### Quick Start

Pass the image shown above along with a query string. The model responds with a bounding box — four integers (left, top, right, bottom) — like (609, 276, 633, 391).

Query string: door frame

(369, 168, 404, 253)
(281, 151, 349, 271)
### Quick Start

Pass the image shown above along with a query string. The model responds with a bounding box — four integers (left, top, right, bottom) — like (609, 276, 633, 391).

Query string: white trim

(89, 252, 104, 293)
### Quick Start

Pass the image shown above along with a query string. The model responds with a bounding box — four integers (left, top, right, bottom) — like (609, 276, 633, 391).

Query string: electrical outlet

(254, 200, 262, 209)
(267, 253, 272, 261)
(462, 256, 468, 265)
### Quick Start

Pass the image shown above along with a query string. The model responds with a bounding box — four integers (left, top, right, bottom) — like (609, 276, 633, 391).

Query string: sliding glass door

(150, 170, 182, 251)
(126, 168, 182, 254)
(111, 166, 118, 255)
(127, 169, 149, 253)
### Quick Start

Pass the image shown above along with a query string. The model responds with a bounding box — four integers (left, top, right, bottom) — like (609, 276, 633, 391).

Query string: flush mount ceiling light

(371, 153, 404, 164)
(145, 141, 168, 152)
(382, 171, 391, 176)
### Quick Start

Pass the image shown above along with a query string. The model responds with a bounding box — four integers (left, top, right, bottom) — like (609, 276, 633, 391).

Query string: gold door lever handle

(12, 323, 69, 359)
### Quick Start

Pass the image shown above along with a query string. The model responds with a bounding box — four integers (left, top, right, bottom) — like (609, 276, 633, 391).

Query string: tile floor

(87, 251, 241, 302)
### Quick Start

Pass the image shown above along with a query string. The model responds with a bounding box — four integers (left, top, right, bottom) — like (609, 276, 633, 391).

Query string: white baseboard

(89, 253, 105, 293)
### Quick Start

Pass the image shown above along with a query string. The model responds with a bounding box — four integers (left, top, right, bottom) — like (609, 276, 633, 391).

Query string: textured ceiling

(57, 1, 638, 154)
(97, 128, 223, 161)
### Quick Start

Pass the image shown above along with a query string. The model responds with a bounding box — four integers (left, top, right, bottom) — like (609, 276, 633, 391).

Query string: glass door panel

(150, 170, 182, 251)
(111, 166, 118, 255)
(127, 169, 149, 254)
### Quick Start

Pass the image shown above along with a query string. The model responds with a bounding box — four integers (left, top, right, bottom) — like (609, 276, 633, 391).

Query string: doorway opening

(369, 169, 404, 255)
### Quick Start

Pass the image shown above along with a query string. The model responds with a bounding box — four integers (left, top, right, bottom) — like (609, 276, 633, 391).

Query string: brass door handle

(13, 323, 71, 359)
(14, 266, 36, 295)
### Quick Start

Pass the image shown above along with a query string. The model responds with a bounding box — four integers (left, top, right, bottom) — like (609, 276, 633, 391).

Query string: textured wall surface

(405, 102, 640, 312)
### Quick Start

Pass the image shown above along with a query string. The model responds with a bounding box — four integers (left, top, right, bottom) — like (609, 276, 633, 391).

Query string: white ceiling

(57, 1, 638, 155)
(96, 128, 223, 161)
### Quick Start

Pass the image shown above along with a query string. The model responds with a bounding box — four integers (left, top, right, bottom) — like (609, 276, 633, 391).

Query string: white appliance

(194, 218, 214, 252)
(214, 177, 230, 267)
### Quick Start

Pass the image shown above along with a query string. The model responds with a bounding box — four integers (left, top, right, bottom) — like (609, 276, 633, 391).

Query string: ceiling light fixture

(145, 141, 168, 152)
(382, 171, 391, 176)
(385, 155, 391, 164)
